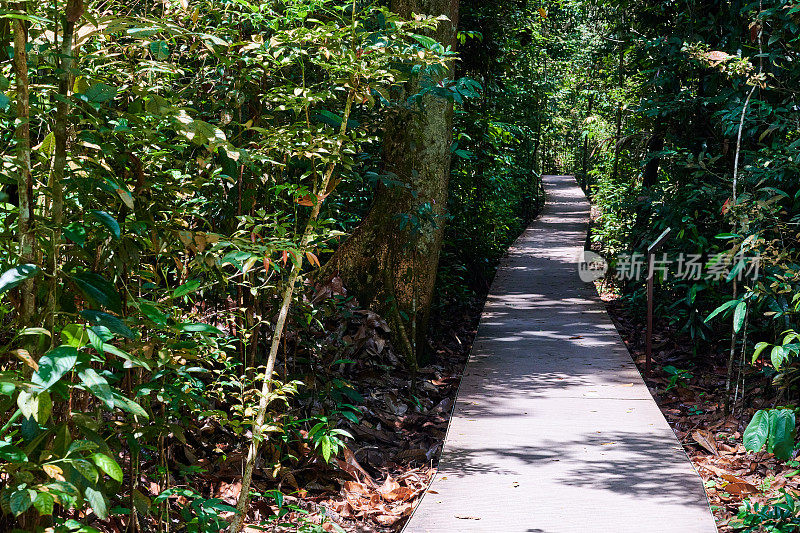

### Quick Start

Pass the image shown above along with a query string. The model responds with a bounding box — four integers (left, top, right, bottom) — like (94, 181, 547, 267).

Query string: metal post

(646, 254, 655, 375)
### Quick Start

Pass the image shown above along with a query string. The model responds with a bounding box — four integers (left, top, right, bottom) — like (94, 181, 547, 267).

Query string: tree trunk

(322, 0, 459, 366)
(12, 6, 35, 326)
(47, 0, 82, 341)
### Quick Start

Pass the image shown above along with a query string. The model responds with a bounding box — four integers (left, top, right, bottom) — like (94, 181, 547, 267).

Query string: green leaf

(111, 391, 149, 419)
(768, 409, 796, 461)
(84, 83, 117, 103)
(90, 453, 123, 482)
(73, 271, 121, 312)
(33, 492, 54, 515)
(753, 342, 771, 363)
(35, 390, 52, 423)
(743, 410, 770, 453)
(179, 322, 223, 335)
(0, 92, 9, 111)
(38, 131, 55, 156)
(84, 485, 108, 519)
(89, 209, 121, 239)
(704, 299, 739, 323)
(70, 458, 99, 484)
(410, 33, 439, 49)
(321, 436, 331, 463)
(0, 264, 41, 297)
(103, 344, 151, 371)
(10, 488, 34, 516)
(80, 310, 135, 339)
(772, 346, 788, 370)
(733, 301, 747, 333)
(139, 302, 168, 326)
(73, 76, 90, 94)
(62, 324, 90, 348)
(63, 222, 87, 247)
(149, 40, 169, 59)
(68, 440, 98, 455)
(78, 369, 114, 409)
(32, 346, 79, 391)
(173, 280, 201, 298)
(0, 443, 27, 462)
(18, 327, 52, 339)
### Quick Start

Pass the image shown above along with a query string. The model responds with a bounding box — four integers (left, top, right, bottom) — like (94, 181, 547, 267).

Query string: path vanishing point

(403, 175, 717, 533)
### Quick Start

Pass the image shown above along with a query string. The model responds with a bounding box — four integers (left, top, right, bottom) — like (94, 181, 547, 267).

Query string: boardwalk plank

(403, 175, 717, 533)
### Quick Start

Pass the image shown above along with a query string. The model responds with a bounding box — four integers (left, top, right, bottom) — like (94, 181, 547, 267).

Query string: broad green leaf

(768, 409, 796, 461)
(67, 440, 98, 455)
(84, 485, 108, 519)
(753, 342, 771, 363)
(63, 222, 87, 247)
(70, 458, 99, 484)
(772, 346, 788, 370)
(704, 299, 739, 323)
(179, 322, 223, 335)
(80, 310, 135, 339)
(149, 40, 170, 59)
(33, 492, 54, 515)
(78, 369, 114, 409)
(90, 453, 123, 482)
(102, 344, 151, 371)
(111, 391, 149, 419)
(35, 391, 52, 423)
(139, 302, 168, 326)
(733, 301, 747, 333)
(10, 488, 34, 516)
(89, 210, 121, 239)
(18, 327, 52, 338)
(37, 131, 55, 156)
(0, 264, 41, 297)
(743, 409, 769, 452)
(86, 327, 105, 354)
(84, 83, 117, 103)
(173, 280, 201, 298)
(62, 324, 90, 348)
(32, 346, 79, 391)
(0, 92, 9, 111)
(73, 271, 121, 312)
(0, 442, 27, 462)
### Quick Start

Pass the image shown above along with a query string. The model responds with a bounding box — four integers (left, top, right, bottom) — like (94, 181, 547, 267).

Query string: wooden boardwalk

(403, 175, 717, 532)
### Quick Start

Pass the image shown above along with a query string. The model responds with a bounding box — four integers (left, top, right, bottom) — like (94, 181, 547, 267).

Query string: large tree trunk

(323, 0, 459, 366)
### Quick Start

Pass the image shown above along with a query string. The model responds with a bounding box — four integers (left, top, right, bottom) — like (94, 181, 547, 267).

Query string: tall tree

(323, 0, 459, 365)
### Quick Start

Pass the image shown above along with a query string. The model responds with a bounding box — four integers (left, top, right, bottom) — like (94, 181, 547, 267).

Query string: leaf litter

(604, 294, 800, 531)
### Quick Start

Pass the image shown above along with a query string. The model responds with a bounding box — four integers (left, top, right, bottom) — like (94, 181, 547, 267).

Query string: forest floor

(299, 294, 481, 532)
(601, 287, 800, 531)
(192, 288, 483, 533)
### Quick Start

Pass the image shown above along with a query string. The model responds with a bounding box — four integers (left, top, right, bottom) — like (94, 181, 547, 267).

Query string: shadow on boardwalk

(402, 175, 716, 533)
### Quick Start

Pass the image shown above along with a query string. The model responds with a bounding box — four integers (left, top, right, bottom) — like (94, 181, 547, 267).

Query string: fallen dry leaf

(692, 429, 718, 455)
(724, 481, 759, 495)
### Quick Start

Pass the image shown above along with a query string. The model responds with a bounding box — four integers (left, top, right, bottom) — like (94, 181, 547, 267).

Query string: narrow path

(404, 175, 717, 532)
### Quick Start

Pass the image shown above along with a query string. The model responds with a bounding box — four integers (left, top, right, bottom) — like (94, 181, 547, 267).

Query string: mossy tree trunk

(324, 0, 459, 366)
